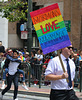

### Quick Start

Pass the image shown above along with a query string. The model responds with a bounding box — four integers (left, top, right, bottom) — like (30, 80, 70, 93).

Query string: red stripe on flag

(30, 3, 59, 18)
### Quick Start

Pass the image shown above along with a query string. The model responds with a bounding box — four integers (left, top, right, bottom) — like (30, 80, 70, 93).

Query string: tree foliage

(0, 0, 28, 22)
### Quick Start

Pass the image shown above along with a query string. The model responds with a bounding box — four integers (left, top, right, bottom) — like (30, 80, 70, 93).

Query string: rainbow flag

(30, 3, 71, 54)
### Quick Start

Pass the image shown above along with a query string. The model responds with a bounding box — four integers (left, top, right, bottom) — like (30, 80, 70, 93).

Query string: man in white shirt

(36, 49, 43, 64)
(45, 45, 79, 100)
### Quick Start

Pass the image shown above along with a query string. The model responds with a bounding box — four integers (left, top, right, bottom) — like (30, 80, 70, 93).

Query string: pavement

(0, 92, 50, 100)
(0, 82, 82, 99)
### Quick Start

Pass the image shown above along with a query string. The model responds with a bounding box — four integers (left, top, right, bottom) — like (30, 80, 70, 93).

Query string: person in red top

(42, 55, 51, 86)
(43, 55, 51, 69)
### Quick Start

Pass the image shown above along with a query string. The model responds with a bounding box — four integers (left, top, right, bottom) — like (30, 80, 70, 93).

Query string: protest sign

(30, 3, 71, 54)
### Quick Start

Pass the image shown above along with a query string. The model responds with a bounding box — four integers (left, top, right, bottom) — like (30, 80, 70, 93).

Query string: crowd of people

(0, 43, 82, 99)
(0, 47, 56, 86)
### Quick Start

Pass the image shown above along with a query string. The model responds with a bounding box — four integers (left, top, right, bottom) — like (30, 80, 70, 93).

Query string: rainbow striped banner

(30, 3, 71, 54)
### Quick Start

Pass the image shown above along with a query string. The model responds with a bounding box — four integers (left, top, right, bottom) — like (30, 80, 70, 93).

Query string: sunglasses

(67, 47, 74, 50)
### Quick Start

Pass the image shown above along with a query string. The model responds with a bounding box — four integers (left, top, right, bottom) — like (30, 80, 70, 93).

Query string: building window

(32, 36, 39, 47)
(33, 37, 35, 47)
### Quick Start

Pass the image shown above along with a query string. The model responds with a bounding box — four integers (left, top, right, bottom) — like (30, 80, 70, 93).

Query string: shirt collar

(60, 54, 69, 61)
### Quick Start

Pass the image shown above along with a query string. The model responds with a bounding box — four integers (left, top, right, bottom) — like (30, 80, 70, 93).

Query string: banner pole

(57, 50, 69, 82)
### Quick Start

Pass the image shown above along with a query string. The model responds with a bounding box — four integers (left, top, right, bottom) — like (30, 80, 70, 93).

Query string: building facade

(1, 0, 82, 50)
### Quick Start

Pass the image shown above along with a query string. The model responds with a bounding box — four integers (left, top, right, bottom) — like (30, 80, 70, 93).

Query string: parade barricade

(74, 66, 80, 88)
(20, 62, 31, 87)
(27, 63, 50, 88)
(8, 62, 82, 90)
(21, 63, 50, 88)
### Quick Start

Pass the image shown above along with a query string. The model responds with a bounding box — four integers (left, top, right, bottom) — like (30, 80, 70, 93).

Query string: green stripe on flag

(36, 21, 65, 37)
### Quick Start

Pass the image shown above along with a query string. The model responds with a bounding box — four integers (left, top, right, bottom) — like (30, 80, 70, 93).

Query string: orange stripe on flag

(32, 8, 61, 25)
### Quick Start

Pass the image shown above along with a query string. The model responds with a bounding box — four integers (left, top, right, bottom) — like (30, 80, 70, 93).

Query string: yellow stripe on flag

(34, 15, 63, 31)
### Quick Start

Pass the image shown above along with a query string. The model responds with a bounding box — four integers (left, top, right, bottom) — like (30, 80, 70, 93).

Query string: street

(1, 92, 82, 100)
(1, 92, 49, 100)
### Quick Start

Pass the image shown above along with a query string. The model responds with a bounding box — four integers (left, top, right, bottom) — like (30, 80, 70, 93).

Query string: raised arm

(6, 55, 21, 63)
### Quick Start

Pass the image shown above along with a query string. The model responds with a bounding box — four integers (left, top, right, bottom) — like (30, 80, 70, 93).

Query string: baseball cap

(25, 52, 29, 55)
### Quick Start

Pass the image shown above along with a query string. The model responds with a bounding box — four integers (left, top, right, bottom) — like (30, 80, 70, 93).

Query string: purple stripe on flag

(41, 35, 69, 49)
(42, 40, 71, 54)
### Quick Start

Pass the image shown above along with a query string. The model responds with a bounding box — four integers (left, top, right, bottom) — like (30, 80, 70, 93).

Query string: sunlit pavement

(0, 92, 49, 100)
(0, 81, 82, 99)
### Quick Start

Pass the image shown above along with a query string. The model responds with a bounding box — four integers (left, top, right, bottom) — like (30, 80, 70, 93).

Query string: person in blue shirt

(79, 50, 82, 61)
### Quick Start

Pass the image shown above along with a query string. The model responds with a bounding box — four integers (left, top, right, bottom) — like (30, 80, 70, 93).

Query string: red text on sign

(40, 20, 60, 34)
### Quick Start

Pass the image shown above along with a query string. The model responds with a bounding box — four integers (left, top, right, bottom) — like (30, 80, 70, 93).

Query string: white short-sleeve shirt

(37, 54, 43, 64)
(8, 61, 20, 75)
(45, 54, 75, 90)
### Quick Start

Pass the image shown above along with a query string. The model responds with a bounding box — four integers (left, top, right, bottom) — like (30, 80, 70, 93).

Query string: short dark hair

(38, 49, 42, 53)
(13, 50, 19, 55)
(31, 50, 36, 56)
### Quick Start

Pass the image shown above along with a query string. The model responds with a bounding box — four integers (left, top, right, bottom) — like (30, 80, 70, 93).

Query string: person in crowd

(77, 49, 80, 56)
(79, 50, 82, 61)
(0, 53, 5, 82)
(18, 51, 25, 62)
(45, 45, 79, 100)
(72, 53, 80, 88)
(76, 50, 82, 89)
(43, 55, 51, 69)
(29, 50, 36, 79)
(0, 52, 4, 67)
(29, 50, 39, 85)
(0, 41, 5, 53)
(23, 47, 28, 54)
(72, 54, 80, 71)
(50, 51, 57, 59)
(33, 56, 38, 85)
(8, 50, 29, 90)
(1, 49, 13, 89)
(42, 55, 51, 86)
(36, 49, 43, 64)
(0, 56, 6, 86)
(24, 52, 30, 62)
(0, 50, 21, 100)
(1, 49, 29, 91)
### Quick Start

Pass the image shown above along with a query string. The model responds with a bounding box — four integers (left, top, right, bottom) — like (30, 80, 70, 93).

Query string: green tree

(0, 0, 28, 22)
